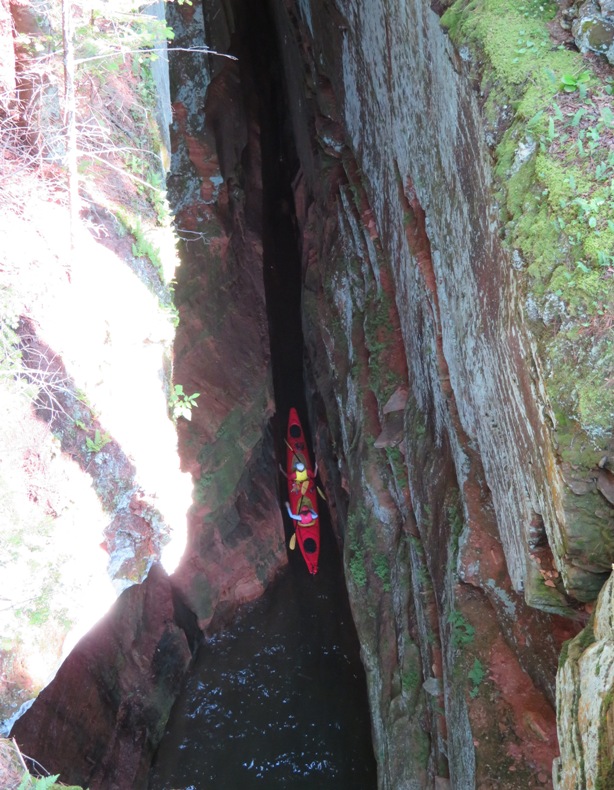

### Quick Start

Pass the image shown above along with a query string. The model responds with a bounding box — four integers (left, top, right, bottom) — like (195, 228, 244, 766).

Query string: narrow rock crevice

(9, 0, 614, 787)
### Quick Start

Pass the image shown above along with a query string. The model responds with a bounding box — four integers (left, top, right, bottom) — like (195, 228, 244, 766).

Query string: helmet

(296, 462, 305, 472)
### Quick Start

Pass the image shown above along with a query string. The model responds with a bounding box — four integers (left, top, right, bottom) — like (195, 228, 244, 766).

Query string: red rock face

(11, 566, 193, 790)
(165, 0, 286, 630)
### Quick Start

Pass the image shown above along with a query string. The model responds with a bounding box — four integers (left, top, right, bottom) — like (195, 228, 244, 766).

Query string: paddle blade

(289, 532, 297, 550)
(317, 485, 327, 501)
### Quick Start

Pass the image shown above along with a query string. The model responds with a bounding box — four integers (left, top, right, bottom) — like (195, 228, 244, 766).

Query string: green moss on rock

(441, 0, 614, 459)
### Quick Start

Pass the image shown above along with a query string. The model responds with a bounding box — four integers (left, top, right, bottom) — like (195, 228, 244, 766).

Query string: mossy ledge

(442, 0, 613, 450)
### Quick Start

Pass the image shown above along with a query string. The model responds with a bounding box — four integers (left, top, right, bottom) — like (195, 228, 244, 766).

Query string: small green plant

(468, 657, 486, 698)
(447, 501, 465, 572)
(553, 70, 591, 97)
(146, 170, 170, 224)
(18, 773, 61, 789)
(415, 564, 429, 587)
(386, 445, 409, 489)
(131, 219, 163, 275)
(85, 429, 111, 453)
(169, 384, 200, 421)
(448, 609, 475, 649)
(374, 552, 391, 591)
(349, 550, 367, 587)
(401, 667, 421, 693)
(125, 153, 144, 175)
(346, 504, 369, 588)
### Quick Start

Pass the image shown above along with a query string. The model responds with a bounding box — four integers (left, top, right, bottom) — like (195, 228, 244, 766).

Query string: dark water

(148, 519, 377, 789)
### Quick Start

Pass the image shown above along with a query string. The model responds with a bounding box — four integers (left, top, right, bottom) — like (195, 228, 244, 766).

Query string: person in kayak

(279, 460, 318, 493)
(285, 501, 318, 525)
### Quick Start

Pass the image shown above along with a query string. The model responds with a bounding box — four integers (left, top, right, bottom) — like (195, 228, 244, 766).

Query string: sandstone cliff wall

(269, 0, 613, 786)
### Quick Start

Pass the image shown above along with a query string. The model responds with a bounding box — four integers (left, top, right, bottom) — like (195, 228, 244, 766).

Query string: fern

(18, 774, 61, 790)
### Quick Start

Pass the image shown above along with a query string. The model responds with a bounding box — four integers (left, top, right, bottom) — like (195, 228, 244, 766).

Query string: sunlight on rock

(0, 376, 115, 714)
(31, 223, 192, 579)
(0, 189, 191, 727)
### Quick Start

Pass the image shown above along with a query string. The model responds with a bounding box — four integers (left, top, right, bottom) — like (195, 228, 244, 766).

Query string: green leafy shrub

(169, 384, 200, 422)
(85, 428, 111, 453)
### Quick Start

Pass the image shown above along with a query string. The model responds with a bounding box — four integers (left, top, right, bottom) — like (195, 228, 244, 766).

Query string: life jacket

(299, 509, 315, 525)
(294, 465, 308, 483)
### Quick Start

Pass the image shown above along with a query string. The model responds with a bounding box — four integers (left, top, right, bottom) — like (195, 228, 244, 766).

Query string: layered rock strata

(266, 0, 613, 786)
(554, 571, 614, 789)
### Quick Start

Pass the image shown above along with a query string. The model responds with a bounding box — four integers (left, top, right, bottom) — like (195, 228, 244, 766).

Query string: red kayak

(285, 408, 320, 575)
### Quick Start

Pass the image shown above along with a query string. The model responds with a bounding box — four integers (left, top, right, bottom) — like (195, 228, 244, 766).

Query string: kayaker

(285, 501, 318, 525)
(279, 460, 318, 487)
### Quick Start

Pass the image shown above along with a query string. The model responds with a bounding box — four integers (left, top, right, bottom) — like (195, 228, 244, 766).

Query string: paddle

(289, 532, 296, 550)
(283, 436, 302, 466)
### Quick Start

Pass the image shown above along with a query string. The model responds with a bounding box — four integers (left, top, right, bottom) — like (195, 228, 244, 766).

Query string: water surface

(149, 523, 377, 789)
